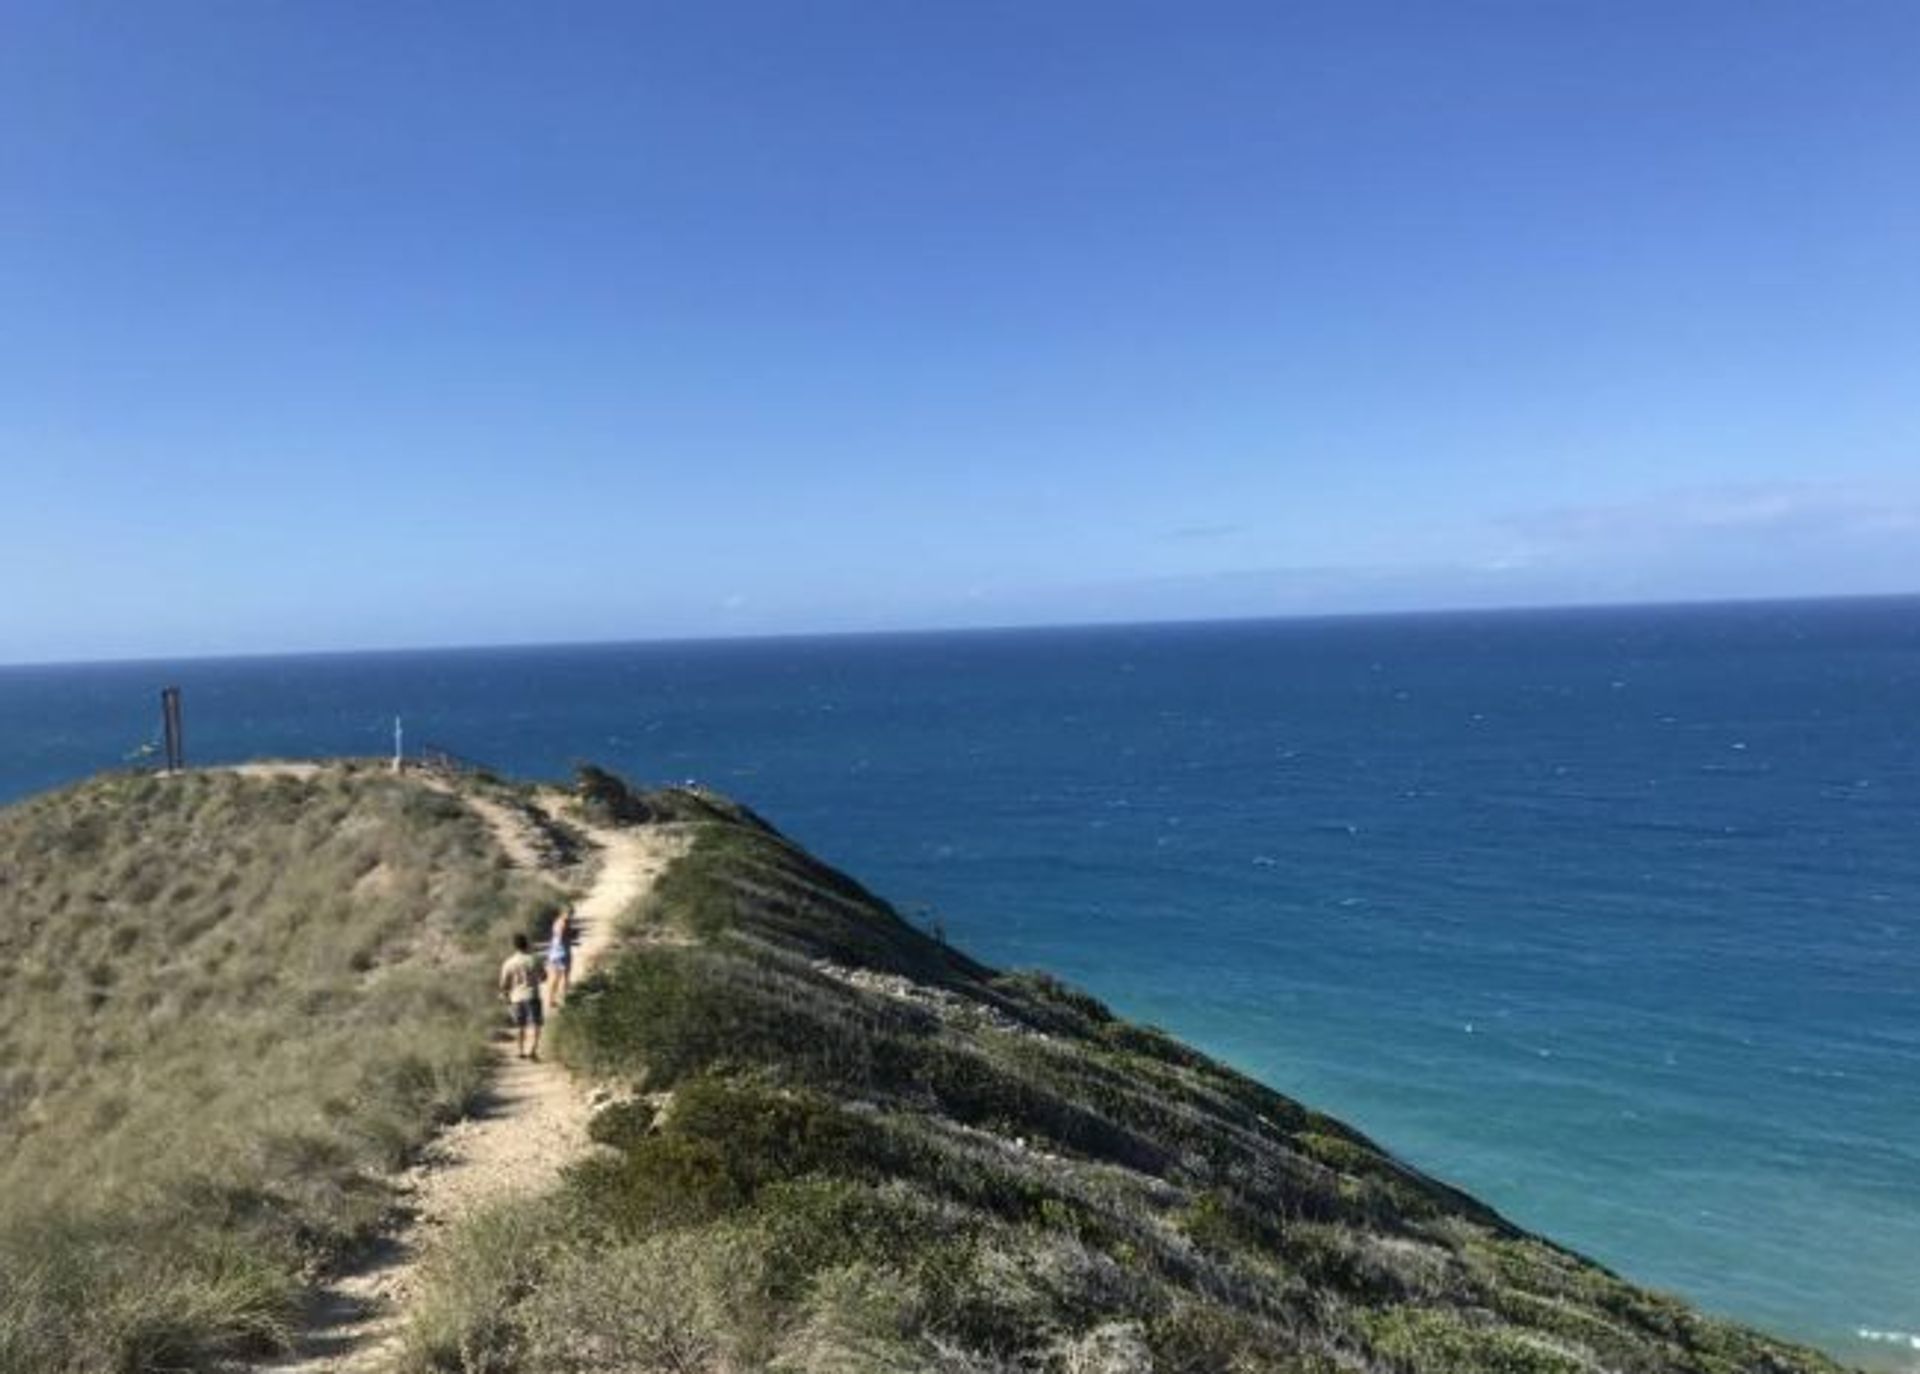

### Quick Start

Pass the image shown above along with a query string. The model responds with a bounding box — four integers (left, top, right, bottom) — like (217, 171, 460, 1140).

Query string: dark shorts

(511, 997, 544, 1028)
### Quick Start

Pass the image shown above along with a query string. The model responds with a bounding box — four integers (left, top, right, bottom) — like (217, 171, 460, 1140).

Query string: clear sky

(3, 2, 1917, 663)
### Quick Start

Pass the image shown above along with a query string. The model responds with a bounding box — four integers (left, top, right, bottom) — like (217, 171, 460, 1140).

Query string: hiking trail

(253, 770, 687, 1373)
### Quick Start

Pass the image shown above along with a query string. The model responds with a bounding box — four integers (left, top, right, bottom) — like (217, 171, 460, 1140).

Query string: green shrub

(571, 1077, 885, 1239)
(584, 1098, 657, 1151)
(571, 1134, 750, 1236)
(750, 1179, 973, 1302)
(992, 969, 1114, 1029)
(1364, 1306, 1590, 1374)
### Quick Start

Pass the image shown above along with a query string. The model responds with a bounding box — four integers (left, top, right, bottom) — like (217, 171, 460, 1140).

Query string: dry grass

(0, 765, 554, 1373)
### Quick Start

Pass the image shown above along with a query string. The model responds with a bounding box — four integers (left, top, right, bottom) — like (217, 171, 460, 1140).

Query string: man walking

(499, 933, 545, 1060)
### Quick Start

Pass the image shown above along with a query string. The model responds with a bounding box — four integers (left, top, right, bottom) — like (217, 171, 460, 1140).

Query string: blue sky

(3, 2, 1917, 662)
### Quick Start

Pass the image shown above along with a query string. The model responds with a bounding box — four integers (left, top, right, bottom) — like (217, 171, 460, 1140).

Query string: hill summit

(0, 763, 1847, 1374)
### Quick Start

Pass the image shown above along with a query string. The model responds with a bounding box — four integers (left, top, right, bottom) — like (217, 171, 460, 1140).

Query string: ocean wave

(1857, 1327, 1920, 1350)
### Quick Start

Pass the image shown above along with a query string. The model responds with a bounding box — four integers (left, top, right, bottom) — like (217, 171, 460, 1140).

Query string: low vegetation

(405, 772, 1847, 1374)
(0, 765, 556, 1373)
(0, 763, 1847, 1372)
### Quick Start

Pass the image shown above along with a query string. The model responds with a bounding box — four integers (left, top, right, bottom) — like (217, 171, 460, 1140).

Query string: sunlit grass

(0, 765, 553, 1373)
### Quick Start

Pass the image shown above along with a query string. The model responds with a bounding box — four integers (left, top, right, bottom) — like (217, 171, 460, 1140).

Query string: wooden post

(160, 687, 184, 773)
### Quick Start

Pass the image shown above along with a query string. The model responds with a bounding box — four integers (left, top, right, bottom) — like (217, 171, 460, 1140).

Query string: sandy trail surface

(227, 761, 327, 780)
(255, 777, 685, 1373)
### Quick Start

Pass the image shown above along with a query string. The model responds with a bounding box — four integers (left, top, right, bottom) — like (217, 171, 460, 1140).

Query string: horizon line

(4, 587, 1917, 674)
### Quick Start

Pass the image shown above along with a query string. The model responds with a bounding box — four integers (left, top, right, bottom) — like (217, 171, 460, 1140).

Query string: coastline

(4, 604, 1915, 1364)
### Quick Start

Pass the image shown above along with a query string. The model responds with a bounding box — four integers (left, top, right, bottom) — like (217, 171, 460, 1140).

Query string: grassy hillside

(0, 766, 557, 1373)
(407, 777, 1847, 1374)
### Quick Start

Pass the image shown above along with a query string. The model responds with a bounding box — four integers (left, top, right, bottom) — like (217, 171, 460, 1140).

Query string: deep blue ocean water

(3, 598, 1916, 1368)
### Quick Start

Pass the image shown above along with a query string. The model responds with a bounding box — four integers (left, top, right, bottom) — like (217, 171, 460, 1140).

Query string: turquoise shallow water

(3, 598, 1916, 1368)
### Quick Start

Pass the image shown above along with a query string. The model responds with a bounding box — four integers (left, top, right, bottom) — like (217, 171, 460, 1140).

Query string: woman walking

(545, 903, 575, 1008)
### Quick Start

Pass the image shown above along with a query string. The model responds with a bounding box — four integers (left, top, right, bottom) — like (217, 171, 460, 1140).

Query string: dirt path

(257, 782, 687, 1373)
(226, 760, 327, 780)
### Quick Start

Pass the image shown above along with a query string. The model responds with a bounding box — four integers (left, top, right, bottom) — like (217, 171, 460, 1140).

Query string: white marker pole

(393, 716, 404, 773)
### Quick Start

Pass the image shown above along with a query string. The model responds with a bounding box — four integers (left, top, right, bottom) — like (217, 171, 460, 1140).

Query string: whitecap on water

(1856, 1328, 1920, 1351)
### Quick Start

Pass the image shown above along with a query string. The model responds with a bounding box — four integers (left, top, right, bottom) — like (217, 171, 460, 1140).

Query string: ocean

(2, 597, 1915, 1369)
